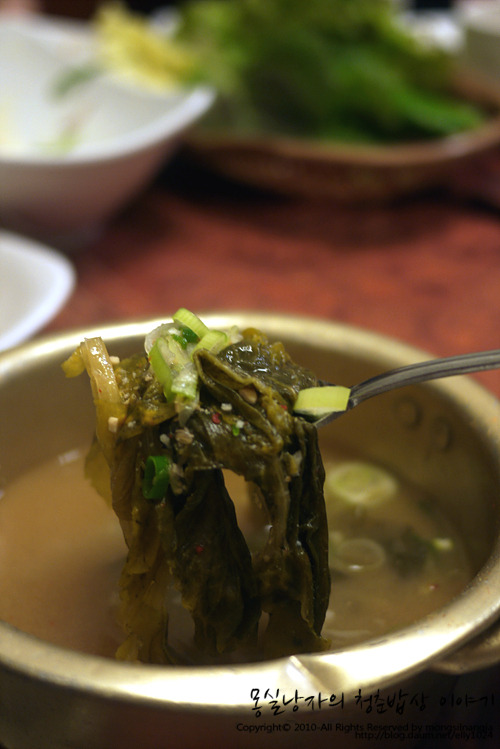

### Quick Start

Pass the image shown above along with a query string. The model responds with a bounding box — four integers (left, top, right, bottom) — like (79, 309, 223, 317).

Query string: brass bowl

(0, 313, 499, 749)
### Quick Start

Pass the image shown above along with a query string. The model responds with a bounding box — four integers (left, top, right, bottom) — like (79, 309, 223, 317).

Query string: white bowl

(0, 230, 75, 351)
(0, 15, 214, 246)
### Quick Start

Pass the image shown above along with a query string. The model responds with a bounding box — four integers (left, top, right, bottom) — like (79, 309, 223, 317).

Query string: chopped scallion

(172, 308, 208, 340)
(325, 461, 398, 508)
(194, 329, 229, 355)
(293, 385, 351, 418)
(142, 454, 170, 501)
(171, 363, 199, 400)
(181, 325, 200, 344)
(149, 340, 173, 399)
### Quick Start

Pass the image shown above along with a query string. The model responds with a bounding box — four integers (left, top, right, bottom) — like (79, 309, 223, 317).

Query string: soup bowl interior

(0, 312, 499, 749)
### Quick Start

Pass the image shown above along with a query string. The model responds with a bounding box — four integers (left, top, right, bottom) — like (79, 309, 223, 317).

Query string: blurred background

(0, 2, 500, 745)
(1, 0, 499, 361)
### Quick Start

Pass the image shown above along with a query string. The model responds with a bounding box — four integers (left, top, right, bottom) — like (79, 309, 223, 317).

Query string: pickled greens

(65, 313, 331, 664)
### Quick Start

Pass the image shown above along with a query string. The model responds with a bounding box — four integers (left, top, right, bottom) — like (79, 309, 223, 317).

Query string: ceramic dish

(0, 15, 214, 246)
(0, 230, 74, 351)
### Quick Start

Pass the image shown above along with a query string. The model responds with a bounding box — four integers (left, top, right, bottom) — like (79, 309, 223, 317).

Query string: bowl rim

(1, 313, 500, 708)
(0, 86, 215, 168)
(187, 68, 500, 170)
(0, 230, 75, 351)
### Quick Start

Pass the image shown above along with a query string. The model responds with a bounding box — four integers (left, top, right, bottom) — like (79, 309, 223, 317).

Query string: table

(45, 154, 500, 398)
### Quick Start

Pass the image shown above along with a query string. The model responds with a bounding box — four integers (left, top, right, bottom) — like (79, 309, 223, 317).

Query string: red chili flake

(195, 544, 205, 554)
(280, 404, 288, 410)
(211, 412, 221, 424)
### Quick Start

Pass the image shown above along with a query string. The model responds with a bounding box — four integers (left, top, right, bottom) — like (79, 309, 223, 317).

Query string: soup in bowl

(0, 313, 499, 749)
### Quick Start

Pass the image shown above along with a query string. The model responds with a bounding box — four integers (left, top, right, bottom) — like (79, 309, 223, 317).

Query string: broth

(0, 449, 125, 656)
(321, 458, 473, 646)
(0, 448, 472, 658)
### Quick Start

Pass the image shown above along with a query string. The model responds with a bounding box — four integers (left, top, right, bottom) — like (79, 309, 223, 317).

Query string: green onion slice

(149, 340, 174, 399)
(172, 308, 209, 340)
(171, 362, 199, 400)
(194, 329, 229, 355)
(325, 461, 398, 507)
(293, 385, 351, 417)
(142, 454, 170, 500)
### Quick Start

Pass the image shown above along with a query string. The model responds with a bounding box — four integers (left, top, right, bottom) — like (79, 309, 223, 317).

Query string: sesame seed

(108, 416, 119, 433)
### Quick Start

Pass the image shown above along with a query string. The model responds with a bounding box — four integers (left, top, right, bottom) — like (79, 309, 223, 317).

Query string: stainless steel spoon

(297, 349, 500, 430)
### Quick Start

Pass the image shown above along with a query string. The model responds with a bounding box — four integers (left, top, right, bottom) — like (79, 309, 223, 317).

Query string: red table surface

(45, 157, 500, 397)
